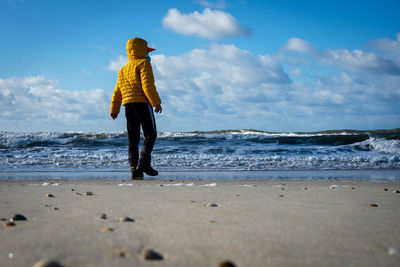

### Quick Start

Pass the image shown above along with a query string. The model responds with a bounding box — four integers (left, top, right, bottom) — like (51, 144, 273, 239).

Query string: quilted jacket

(110, 37, 161, 114)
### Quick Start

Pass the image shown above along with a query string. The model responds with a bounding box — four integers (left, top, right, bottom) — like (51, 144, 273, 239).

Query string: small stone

(387, 247, 398, 255)
(101, 227, 114, 232)
(281, 188, 285, 190)
(11, 214, 27, 221)
(236, 194, 240, 196)
(368, 203, 378, 207)
(86, 191, 93, 196)
(141, 248, 163, 260)
(4, 221, 16, 227)
(206, 203, 218, 207)
(53, 207, 59, 210)
(76, 192, 83, 196)
(118, 252, 126, 258)
(159, 184, 164, 187)
(190, 200, 196, 203)
(302, 187, 308, 190)
(69, 188, 74, 191)
(380, 188, 388, 191)
(393, 190, 400, 194)
(219, 261, 237, 267)
(46, 194, 54, 198)
(278, 195, 284, 198)
(349, 187, 355, 190)
(0, 218, 7, 221)
(209, 220, 216, 223)
(32, 259, 64, 267)
(119, 216, 135, 222)
(99, 213, 107, 220)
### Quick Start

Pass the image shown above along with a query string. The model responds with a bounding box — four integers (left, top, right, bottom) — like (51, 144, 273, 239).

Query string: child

(110, 37, 162, 179)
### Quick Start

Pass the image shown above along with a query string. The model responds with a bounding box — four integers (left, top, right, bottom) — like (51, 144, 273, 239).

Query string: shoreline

(1, 179, 400, 266)
(1, 169, 400, 181)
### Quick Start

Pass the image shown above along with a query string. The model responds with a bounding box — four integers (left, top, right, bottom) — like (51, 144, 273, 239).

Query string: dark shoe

(138, 165, 158, 176)
(131, 167, 144, 180)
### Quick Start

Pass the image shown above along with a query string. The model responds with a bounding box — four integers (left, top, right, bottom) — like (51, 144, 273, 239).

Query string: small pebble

(209, 220, 216, 223)
(4, 221, 16, 227)
(44, 204, 52, 207)
(32, 259, 64, 267)
(393, 190, 400, 194)
(101, 227, 114, 232)
(86, 191, 93, 196)
(0, 218, 7, 221)
(119, 216, 135, 222)
(11, 214, 27, 221)
(387, 247, 398, 255)
(302, 187, 308, 190)
(99, 213, 107, 220)
(206, 203, 218, 207)
(278, 195, 284, 197)
(46, 194, 54, 198)
(53, 207, 59, 210)
(368, 203, 378, 207)
(236, 194, 240, 196)
(219, 261, 237, 267)
(69, 188, 74, 191)
(380, 188, 388, 191)
(349, 187, 355, 190)
(281, 188, 285, 190)
(118, 252, 126, 258)
(141, 248, 163, 260)
(190, 200, 196, 203)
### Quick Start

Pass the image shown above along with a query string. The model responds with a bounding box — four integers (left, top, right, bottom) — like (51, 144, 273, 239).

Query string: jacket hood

(126, 37, 148, 60)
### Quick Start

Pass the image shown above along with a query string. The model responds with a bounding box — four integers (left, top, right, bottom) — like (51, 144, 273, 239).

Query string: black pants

(125, 102, 157, 168)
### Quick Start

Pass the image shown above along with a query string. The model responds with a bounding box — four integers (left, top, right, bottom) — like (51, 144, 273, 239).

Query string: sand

(1, 179, 400, 267)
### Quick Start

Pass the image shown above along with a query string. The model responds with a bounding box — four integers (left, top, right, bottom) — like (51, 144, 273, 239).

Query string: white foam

(161, 183, 194, 186)
(202, 183, 217, 187)
(118, 183, 133, 186)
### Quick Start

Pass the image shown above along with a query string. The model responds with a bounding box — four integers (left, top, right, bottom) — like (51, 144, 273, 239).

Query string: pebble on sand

(368, 203, 378, 207)
(302, 187, 308, 190)
(11, 214, 27, 221)
(393, 190, 400, 194)
(32, 259, 64, 267)
(219, 261, 237, 267)
(46, 194, 54, 198)
(86, 191, 93, 196)
(101, 227, 114, 232)
(380, 188, 388, 191)
(69, 188, 74, 191)
(278, 195, 284, 198)
(206, 203, 218, 207)
(119, 216, 135, 222)
(349, 187, 355, 190)
(141, 248, 164, 260)
(99, 213, 107, 220)
(4, 221, 16, 227)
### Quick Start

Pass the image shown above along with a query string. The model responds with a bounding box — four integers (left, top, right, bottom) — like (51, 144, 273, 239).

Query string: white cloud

(0, 76, 114, 131)
(162, 8, 251, 40)
(194, 0, 226, 9)
(107, 55, 128, 71)
(282, 38, 315, 54)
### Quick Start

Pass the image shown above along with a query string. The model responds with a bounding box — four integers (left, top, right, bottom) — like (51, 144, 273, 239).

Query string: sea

(1, 129, 400, 181)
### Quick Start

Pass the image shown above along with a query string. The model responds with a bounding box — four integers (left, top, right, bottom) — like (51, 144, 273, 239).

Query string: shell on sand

(119, 216, 135, 222)
(4, 221, 16, 227)
(32, 259, 64, 267)
(141, 248, 163, 260)
(11, 214, 27, 221)
(219, 261, 237, 267)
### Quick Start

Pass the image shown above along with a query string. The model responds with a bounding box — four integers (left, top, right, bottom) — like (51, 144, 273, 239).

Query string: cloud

(194, 0, 226, 9)
(107, 55, 128, 71)
(0, 76, 113, 131)
(162, 8, 252, 40)
(281, 35, 400, 76)
(282, 38, 315, 54)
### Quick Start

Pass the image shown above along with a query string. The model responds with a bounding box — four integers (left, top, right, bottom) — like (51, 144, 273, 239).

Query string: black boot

(137, 161, 158, 176)
(131, 166, 144, 180)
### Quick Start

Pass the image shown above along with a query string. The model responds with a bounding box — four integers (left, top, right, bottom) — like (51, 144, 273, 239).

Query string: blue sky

(1, 0, 399, 132)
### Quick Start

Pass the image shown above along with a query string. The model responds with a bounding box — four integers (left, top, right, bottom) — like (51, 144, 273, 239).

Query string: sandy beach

(1, 179, 400, 267)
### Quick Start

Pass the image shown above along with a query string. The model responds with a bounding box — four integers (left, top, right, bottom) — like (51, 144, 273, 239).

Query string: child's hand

(110, 113, 118, 120)
(155, 104, 162, 113)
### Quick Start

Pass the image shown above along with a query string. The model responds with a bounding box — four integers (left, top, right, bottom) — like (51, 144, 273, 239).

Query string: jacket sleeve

(110, 71, 122, 114)
(140, 61, 161, 106)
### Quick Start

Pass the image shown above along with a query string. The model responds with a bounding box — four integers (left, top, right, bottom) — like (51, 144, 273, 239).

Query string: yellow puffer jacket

(110, 37, 161, 114)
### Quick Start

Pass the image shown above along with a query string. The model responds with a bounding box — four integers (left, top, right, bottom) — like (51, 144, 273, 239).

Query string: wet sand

(1, 180, 400, 267)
